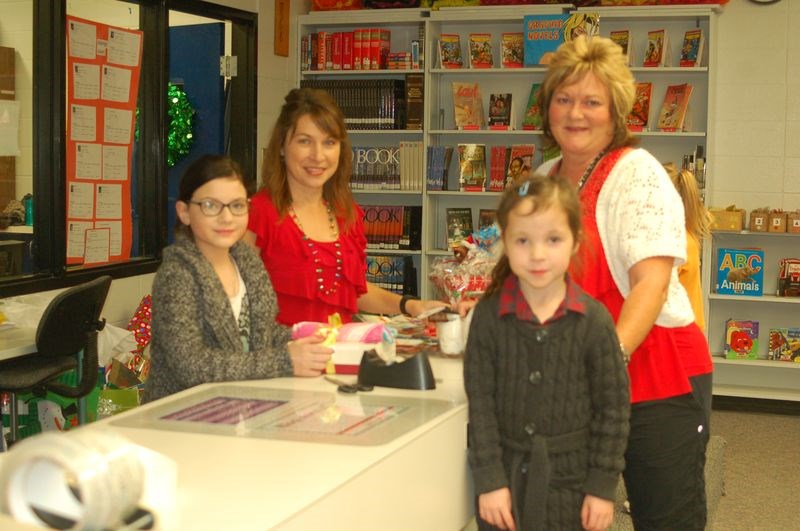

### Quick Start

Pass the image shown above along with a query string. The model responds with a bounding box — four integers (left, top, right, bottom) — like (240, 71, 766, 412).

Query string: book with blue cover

(715, 247, 764, 296)
(523, 13, 599, 66)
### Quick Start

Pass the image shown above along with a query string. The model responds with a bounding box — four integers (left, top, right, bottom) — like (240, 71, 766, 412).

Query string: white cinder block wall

(712, 0, 800, 211)
(11, 0, 799, 324)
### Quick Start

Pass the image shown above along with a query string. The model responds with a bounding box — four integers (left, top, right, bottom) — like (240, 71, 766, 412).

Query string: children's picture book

(506, 144, 535, 186)
(609, 29, 632, 66)
(657, 83, 693, 132)
(478, 208, 497, 230)
(725, 319, 759, 360)
(715, 247, 764, 296)
(488, 145, 509, 192)
(438, 34, 463, 69)
(523, 12, 599, 66)
(468, 33, 494, 69)
(521, 83, 543, 130)
(488, 93, 513, 128)
(626, 82, 653, 131)
(446, 207, 474, 249)
(768, 327, 800, 362)
(457, 143, 487, 192)
(643, 29, 669, 67)
(452, 82, 485, 129)
(679, 28, 704, 67)
(501, 32, 524, 68)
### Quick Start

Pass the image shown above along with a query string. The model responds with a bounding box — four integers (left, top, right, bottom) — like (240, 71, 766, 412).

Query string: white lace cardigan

(538, 148, 693, 328)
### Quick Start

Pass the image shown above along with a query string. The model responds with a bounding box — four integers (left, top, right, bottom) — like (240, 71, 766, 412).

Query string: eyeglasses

(188, 198, 250, 217)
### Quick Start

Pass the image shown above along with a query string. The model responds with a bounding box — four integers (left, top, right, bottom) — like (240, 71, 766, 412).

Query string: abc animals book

(715, 247, 764, 296)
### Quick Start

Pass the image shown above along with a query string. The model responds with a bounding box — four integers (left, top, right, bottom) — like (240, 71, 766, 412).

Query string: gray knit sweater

(142, 235, 293, 403)
(464, 287, 630, 530)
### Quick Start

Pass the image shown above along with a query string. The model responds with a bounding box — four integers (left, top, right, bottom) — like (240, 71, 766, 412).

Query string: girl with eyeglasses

(143, 154, 333, 403)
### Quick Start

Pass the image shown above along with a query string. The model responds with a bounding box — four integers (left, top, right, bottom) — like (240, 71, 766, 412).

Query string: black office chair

(0, 275, 111, 445)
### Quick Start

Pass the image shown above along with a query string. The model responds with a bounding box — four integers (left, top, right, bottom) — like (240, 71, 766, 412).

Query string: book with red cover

(657, 83, 693, 132)
(488, 146, 509, 192)
(353, 28, 363, 70)
(342, 31, 354, 70)
(506, 144, 535, 186)
(627, 82, 653, 131)
(332, 32, 343, 70)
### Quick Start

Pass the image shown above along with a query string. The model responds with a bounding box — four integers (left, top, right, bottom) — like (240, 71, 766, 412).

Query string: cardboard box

(749, 210, 769, 232)
(768, 211, 787, 233)
(709, 207, 745, 232)
(787, 211, 800, 234)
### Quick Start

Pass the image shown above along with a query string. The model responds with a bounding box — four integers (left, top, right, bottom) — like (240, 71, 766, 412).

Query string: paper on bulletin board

(65, 15, 142, 266)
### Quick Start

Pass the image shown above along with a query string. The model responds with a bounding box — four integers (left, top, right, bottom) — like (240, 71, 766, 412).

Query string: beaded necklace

(289, 201, 343, 296)
(575, 148, 609, 191)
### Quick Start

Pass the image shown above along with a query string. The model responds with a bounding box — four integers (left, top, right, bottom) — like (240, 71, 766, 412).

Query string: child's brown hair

(663, 162, 712, 240)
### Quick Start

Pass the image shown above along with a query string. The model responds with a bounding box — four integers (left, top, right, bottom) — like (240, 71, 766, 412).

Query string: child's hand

(478, 487, 516, 531)
(456, 298, 478, 317)
(288, 335, 333, 377)
(581, 494, 613, 531)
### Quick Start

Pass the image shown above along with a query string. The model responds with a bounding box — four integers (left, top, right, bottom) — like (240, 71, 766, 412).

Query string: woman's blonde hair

(539, 36, 638, 151)
(261, 88, 356, 228)
(664, 162, 712, 240)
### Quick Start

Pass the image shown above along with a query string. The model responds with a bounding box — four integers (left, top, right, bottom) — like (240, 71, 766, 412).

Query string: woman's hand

(478, 487, 516, 531)
(581, 494, 613, 531)
(288, 335, 333, 377)
(406, 297, 449, 318)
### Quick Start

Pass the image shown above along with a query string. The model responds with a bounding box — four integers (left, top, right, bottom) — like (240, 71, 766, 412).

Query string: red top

(567, 148, 712, 404)
(248, 191, 368, 326)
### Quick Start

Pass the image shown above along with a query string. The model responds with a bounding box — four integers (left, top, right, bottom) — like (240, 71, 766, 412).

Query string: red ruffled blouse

(248, 191, 368, 326)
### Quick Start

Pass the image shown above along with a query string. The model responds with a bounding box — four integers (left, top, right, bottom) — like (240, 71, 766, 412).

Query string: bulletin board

(65, 16, 143, 265)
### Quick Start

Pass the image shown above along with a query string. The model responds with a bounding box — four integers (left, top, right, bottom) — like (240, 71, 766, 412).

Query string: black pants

(624, 374, 712, 531)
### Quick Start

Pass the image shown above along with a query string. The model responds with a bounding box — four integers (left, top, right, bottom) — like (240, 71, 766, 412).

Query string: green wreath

(134, 82, 196, 167)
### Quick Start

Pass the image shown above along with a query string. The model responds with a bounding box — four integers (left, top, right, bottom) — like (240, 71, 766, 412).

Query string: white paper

(70, 104, 97, 142)
(94, 220, 122, 255)
(72, 63, 100, 100)
(96, 39, 107, 56)
(67, 221, 93, 258)
(96, 183, 122, 219)
(75, 143, 102, 180)
(0, 100, 20, 156)
(68, 19, 97, 59)
(103, 108, 132, 144)
(67, 182, 94, 219)
(107, 28, 141, 67)
(84, 228, 110, 264)
(102, 145, 128, 181)
(101, 65, 132, 103)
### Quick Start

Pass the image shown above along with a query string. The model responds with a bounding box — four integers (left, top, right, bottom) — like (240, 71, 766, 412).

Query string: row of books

(350, 142, 424, 192)
(452, 82, 542, 130)
(445, 207, 497, 249)
(724, 320, 800, 363)
(628, 82, 693, 132)
(360, 205, 422, 251)
(300, 78, 410, 130)
(365, 255, 417, 296)
(611, 28, 705, 68)
(300, 28, 396, 72)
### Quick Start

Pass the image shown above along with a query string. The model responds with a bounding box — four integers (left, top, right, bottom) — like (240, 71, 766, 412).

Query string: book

(468, 33, 494, 69)
(405, 73, 424, 130)
(500, 32, 524, 68)
(626, 82, 653, 131)
(521, 83, 543, 130)
(488, 93, 513, 128)
(452, 81, 485, 130)
(523, 12, 599, 66)
(715, 247, 764, 296)
(643, 29, 669, 67)
(488, 146, 509, 192)
(657, 83, 693, 132)
(457, 143, 487, 192)
(478, 208, 497, 230)
(680, 28, 704, 67)
(725, 319, 759, 360)
(446, 207, 474, 249)
(506, 144, 535, 186)
(609, 29, 632, 65)
(767, 327, 800, 362)
(438, 34, 463, 69)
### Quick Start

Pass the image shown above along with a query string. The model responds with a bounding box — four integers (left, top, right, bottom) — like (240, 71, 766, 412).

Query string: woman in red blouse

(245, 88, 445, 326)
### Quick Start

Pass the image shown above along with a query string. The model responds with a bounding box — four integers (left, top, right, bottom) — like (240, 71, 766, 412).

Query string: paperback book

(439, 34, 463, 69)
(715, 247, 764, 296)
(725, 319, 759, 360)
(521, 83, 543, 130)
(488, 146, 509, 192)
(643, 29, 669, 67)
(506, 144, 535, 186)
(680, 28, 704, 67)
(768, 327, 800, 362)
(478, 208, 497, 230)
(627, 82, 653, 131)
(657, 83, 693, 132)
(488, 93, 513, 128)
(452, 82, 485, 130)
(446, 207, 474, 249)
(609, 29, 632, 65)
(501, 32, 524, 68)
(523, 12, 599, 66)
(468, 33, 494, 68)
(457, 143, 487, 192)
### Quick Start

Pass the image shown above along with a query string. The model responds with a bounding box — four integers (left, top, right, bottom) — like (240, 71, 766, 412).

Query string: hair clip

(518, 181, 530, 197)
